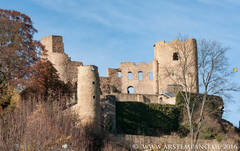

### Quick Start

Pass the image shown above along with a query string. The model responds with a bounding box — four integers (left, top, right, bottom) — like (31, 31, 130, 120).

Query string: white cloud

(32, 0, 114, 26)
(31, 0, 184, 34)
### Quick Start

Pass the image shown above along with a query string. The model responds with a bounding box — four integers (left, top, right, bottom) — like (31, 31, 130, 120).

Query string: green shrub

(200, 128, 216, 139)
(175, 92, 185, 106)
(178, 123, 190, 138)
(216, 133, 224, 142)
(235, 127, 240, 134)
(104, 116, 113, 132)
(116, 102, 182, 136)
(176, 92, 222, 111)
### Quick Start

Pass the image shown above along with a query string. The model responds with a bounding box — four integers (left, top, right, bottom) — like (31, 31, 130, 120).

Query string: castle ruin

(40, 35, 198, 132)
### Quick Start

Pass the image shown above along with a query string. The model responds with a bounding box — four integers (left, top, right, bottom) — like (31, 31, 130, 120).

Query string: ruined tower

(41, 35, 100, 132)
(153, 39, 199, 93)
(40, 35, 69, 82)
(74, 65, 101, 133)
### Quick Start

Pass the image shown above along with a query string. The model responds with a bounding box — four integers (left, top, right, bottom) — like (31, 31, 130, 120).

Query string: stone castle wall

(40, 35, 199, 135)
(41, 36, 101, 133)
(101, 39, 199, 97)
(119, 61, 156, 94)
(41, 35, 198, 100)
(113, 93, 175, 105)
(39, 35, 240, 150)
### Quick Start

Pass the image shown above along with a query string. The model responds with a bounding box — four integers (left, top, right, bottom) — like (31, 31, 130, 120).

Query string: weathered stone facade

(40, 35, 199, 133)
(154, 39, 198, 93)
(41, 35, 83, 84)
(73, 65, 101, 133)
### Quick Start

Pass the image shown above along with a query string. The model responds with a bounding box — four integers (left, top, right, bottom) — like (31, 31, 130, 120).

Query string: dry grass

(0, 97, 127, 151)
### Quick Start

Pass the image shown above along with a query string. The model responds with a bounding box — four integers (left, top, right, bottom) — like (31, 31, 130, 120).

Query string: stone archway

(127, 86, 134, 94)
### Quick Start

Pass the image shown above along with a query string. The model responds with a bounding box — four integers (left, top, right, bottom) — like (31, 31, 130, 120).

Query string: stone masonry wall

(100, 68, 122, 95)
(120, 61, 155, 94)
(114, 93, 175, 105)
(41, 35, 83, 83)
(41, 35, 200, 137)
(73, 65, 101, 134)
(154, 39, 199, 93)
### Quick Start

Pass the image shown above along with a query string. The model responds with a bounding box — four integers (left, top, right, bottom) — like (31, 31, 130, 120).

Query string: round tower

(76, 65, 101, 133)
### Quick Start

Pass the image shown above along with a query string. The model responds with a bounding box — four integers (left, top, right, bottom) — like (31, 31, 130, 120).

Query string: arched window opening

(173, 52, 179, 61)
(149, 72, 153, 80)
(159, 97, 163, 103)
(127, 86, 134, 94)
(128, 72, 132, 80)
(118, 71, 121, 78)
(138, 71, 143, 80)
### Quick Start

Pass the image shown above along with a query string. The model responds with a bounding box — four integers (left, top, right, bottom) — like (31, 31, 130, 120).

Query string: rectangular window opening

(138, 71, 143, 80)
(118, 71, 121, 78)
(128, 72, 132, 80)
(149, 72, 153, 80)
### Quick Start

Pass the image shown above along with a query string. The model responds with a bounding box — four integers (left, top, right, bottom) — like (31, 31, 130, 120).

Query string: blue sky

(2, 0, 240, 126)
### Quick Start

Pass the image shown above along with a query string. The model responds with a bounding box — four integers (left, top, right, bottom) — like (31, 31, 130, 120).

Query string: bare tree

(165, 36, 239, 150)
(164, 37, 198, 148)
(195, 39, 240, 143)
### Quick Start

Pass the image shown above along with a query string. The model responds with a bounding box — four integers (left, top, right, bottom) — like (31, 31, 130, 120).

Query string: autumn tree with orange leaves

(0, 9, 44, 87)
(0, 9, 44, 111)
(0, 9, 73, 111)
(22, 60, 74, 105)
(0, 9, 129, 151)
